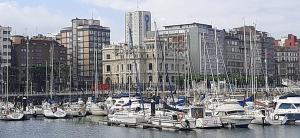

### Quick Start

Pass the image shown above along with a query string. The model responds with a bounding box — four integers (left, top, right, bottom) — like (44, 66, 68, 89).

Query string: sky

(0, 0, 300, 43)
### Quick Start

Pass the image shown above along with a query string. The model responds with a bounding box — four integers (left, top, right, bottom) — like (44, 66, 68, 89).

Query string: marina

(1, 116, 300, 138)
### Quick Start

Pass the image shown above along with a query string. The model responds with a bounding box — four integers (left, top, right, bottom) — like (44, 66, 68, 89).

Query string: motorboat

(185, 105, 222, 129)
(108, 110, 146, 124)
(266, 93, 300, 125)
(90, 102, 108, 116)
(214, 102, 253, 128)
(150, 110, 193, 131)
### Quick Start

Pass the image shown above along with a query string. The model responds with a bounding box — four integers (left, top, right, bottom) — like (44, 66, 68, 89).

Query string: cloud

(0, 1, 68, 36)
(80, 0, 300, 38)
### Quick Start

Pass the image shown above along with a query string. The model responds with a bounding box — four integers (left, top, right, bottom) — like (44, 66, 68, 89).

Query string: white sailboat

(0, 40, 24, 121)
(90, 39, 108, 116)
(43, 38, 66, 119)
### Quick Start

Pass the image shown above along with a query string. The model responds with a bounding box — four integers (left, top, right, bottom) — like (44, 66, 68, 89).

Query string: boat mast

(46, 60, 47, 96)
(249, 27, 254, 97)
(69, 65, 72, 102)
(215, 28, 220, 97)
(162, 37, 166, 101)
(6, 34, 9, 104)
(243, 22, 248, 98)
(253, 24, 257, 100)
(154, 22, 159, 96)
(203, 33, 207, 94)
(50, 39, 54, 100)
(26, 36, 29, 98)
(265, 50, 269, 95)
(58, 61, 61, 94)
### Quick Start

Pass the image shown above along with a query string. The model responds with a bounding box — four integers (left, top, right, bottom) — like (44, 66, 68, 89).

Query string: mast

(243, 22, 248, 98)
(46, 60, 48, 96)
(26, 36, 29, 98)
(50, 40, 54, 100)
(154, 22, 159, 96)
(6, 35, 9, 104)
(69, 65, 72, 102)
(253, 24, 257, 99)
(58, 61, 61, 93)
(203, 33, 207, 94)
(265, 50, 269, 94)
(162, 38, 166, 101)
(215, 28, 220, 96)
(250, 27, 254, 96)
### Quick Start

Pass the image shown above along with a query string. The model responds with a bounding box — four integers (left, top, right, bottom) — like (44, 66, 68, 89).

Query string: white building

(102, 41, 186, 91)
(0, 26, 12, 67)
(0, 26, 12, 94)
(125, 11, 151, 47)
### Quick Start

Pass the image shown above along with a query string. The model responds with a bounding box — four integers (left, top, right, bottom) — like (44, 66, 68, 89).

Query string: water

(0, 116, 299, 138)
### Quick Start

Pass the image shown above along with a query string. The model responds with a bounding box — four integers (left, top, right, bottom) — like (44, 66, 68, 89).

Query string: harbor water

(0, 116, 299, 138)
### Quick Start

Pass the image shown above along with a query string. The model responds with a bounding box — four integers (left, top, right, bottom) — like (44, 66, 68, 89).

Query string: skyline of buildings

(1, 10, 300, 93)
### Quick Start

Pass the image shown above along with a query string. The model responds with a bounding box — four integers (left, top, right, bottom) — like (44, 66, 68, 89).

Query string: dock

(98, 119, 193, 131)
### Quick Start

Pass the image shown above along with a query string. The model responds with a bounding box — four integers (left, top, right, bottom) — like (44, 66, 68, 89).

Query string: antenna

(136, 0, 140, 11)
(91, 9, 94, 19)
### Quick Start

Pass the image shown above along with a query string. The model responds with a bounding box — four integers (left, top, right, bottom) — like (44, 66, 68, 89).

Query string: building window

(106, 54, 111, 59)
(121, 64, 123, 71)
(106, 65, 111, 72)
(171, 64, 174, 71)
(171, 76, 175, 82)
(159, 63, 162, 71)
(165, 64, 168, 71)
(149, 63, 153, 70)
(159, 75, 162, 82)
(149, 76, 153, 82)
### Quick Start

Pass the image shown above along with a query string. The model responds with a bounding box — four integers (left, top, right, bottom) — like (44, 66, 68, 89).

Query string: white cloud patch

(0, 1, 67, 36)
(80, 0, 300, 38)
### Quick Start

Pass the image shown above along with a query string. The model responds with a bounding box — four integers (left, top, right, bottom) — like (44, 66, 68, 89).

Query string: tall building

(125, 11, 151, 46)
(11, 34, 67, 93)
(0, 26, 12, 94)
(274, 34, 300, 84)
(57, 18, 110, 89)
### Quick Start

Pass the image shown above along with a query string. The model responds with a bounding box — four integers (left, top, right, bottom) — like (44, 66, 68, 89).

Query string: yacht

(214, 102, 253, 128)
(90, 102, 108, 116)
(185, 105, 222, 129)
(150, 110, 193, 130)
(266, 93, 300, 125)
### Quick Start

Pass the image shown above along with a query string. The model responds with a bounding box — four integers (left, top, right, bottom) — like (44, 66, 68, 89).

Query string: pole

(50, 40, 54, 100)
(26, 36, 29, 98)
(215, 28, 220, 96)
(243, 22, 248, 98)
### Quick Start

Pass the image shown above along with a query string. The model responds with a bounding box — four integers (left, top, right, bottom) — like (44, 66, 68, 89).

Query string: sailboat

(0, 39, 24, 121)
(108, 27, 147, 124)
(90, 39, 108, 116)
(43, 39, 66, 119)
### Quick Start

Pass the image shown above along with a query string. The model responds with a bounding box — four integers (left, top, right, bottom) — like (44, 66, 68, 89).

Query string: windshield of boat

(227, 110, 245, 115)
(293, 104, 300, 109)
(278, 103, 296, 109)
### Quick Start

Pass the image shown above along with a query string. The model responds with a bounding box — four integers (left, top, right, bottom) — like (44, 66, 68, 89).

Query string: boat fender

(274, 114, 279, 120)
(177, 112, 184, 121)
